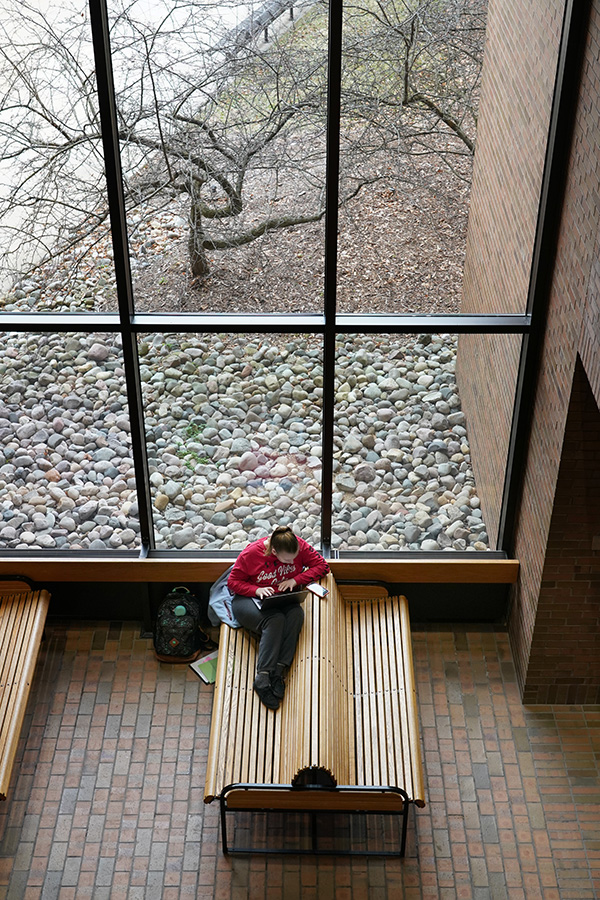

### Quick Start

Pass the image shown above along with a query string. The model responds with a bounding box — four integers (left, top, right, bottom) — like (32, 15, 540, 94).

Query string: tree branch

(202, 209, 325, 249)
(406, 92, 475, 153)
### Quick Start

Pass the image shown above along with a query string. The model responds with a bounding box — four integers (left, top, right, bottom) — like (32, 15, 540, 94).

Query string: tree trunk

(188, 200, 209, 276)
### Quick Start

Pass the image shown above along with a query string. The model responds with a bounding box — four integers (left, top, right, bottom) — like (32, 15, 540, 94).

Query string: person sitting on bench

(228, 526, 329, 709)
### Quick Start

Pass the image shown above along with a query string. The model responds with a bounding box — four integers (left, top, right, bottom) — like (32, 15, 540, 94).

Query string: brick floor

(0, 623, 598, 899)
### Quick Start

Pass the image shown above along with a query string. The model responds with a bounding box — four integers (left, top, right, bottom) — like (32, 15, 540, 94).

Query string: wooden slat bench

(204, 573, 425, 856)
(0, 581, 51, 801)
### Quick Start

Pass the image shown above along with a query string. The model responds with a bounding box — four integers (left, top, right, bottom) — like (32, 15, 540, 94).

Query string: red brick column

(523, 361, 600, 703)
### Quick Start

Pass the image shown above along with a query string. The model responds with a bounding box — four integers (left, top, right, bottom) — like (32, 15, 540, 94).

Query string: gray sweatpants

(231, 595, 304, 674)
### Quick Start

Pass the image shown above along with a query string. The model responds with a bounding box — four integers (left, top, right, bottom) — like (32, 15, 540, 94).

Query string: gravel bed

(0, 330, 489, 552)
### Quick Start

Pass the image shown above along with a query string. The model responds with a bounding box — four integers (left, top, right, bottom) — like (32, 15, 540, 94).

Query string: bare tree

(0, 0, 485, 291)
(340, 0, 485, 172)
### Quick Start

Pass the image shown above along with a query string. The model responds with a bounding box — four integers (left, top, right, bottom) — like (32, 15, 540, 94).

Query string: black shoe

(253, 671, 280, 710)
(271, 673, 285, 700)
(271, 664, 288, 700)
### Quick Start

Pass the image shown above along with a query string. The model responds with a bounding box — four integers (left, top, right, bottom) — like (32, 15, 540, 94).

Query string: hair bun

(265, 524, 298, 556)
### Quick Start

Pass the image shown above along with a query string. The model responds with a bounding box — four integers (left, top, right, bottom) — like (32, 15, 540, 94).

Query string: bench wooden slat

(349, 595, 364, 785)
(354, 601, 369, 782)
(301, 596, 313, 769)
(369, 601, 384, 785)
(389, 598, 411, 798)
(0, 589, 50, 801)
(205, 624, 232, 800)
(272, 695, 282, 784)
(281, 617, 296, 783)
(0, 593, 24, 684)
(384, 598, 404, 789)
(212, 626, 233, 793)
(374, 598, 392, 787)
(257, 682, 274, 786)
(360, 599, 379, 785)
(310, 589, 320, 767)
(385, 597, 410, 796)
(266, 688, 278, 784)
(332, 579, 344, 780)
(222, 628, 239, 789)
(316, 578, 329, 777)
(374, 600, 390, 786)
(280, 593, 308, 780)
(396, 598, 416, 796)
(399, 596, 425, 806)
(0, 595, 31, 732)
(320, 584, 330, 771)
(332, 575, 353, 785)
(329, 575, 351, 784)
(237, 632, 255, 786)
(376, 599, 390, 783)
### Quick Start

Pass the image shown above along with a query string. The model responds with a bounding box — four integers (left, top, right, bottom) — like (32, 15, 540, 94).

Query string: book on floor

(189, 649, 219, 683)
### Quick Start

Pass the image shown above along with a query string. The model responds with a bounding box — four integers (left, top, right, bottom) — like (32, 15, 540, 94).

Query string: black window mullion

(88, 0, 154, 550)
(320, 0, 344, 554)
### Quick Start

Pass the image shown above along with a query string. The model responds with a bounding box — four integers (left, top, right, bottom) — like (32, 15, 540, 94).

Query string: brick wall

(523, 360, 600, 703)
(459, 0, 600, 698)
(457, 0, 565, 548)
(461, 0, 565, 317)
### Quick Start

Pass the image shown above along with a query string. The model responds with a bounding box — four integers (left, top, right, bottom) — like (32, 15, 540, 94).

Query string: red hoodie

(227, 537, 329, 598)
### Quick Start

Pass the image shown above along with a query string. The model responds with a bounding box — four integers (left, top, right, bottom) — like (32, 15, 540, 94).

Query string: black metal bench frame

(219, 782, 412, 857)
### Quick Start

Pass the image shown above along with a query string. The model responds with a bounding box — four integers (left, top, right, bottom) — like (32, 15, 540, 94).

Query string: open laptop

(254, 588, 308, 610)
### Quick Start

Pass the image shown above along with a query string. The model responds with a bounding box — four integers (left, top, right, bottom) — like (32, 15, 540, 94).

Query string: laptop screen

(255, 589, 308, 610)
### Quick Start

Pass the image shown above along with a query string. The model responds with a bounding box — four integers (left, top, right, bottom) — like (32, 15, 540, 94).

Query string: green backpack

(153, 586, 211, 662)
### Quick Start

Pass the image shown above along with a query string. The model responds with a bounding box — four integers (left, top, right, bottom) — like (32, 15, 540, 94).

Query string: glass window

(455, 332, 522, 548)
(108, 0, 327, 314)
(332, 332, 519, 551)
(140, 332, 322, 549)
(0, 332, 139, 550)
(337, 0, 484, 315)
(0, 3, 118, 313)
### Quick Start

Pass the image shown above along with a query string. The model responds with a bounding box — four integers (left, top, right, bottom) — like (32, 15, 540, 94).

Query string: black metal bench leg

(399, 803, 409, 857)
(220, 794, 229, 854)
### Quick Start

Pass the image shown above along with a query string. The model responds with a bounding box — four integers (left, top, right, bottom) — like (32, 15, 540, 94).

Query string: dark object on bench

(204, 574, 425, 856)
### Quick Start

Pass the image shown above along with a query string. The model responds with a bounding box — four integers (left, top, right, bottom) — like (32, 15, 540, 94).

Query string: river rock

(404, 524, 421, 543)
(421, 539, 440, 551)
(172, 526, 195, 549)
(154, 493, 169, 511)
(354, 464, 377, 484)
(335, 474, 356, 492)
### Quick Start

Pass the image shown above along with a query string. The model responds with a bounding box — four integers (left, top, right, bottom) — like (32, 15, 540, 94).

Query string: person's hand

(256, 586, 275, 600)
(277, 578, 297, 593)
